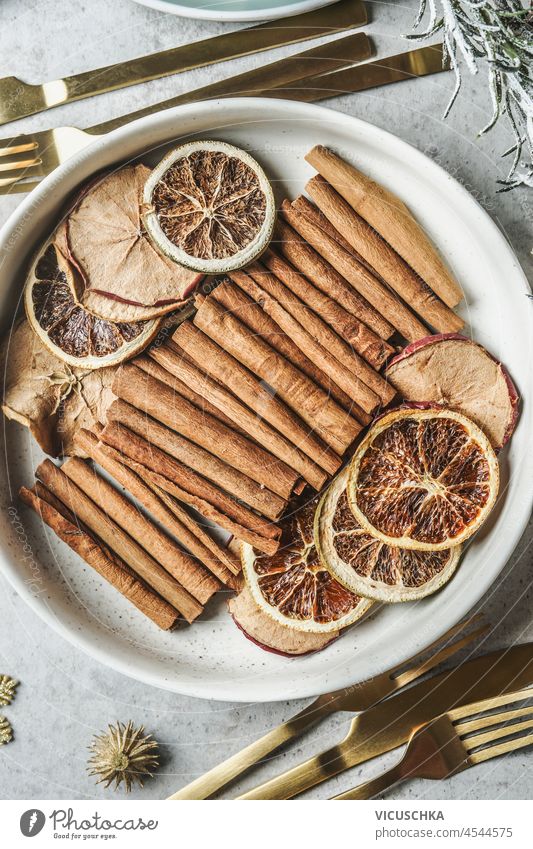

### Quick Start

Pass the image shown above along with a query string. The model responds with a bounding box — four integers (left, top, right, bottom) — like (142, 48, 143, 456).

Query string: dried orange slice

(24, 240, 160, 369)
(316, 466, 461, 602)
(143, 141, 275, 274)
(241, 497, 372, 634)
(347, 407, 499, 551)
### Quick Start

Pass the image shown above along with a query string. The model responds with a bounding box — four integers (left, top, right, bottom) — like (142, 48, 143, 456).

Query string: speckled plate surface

(0, 98, 531, 702)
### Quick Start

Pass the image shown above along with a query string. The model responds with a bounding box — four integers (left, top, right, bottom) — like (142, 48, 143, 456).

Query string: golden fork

(0, 43, 446, 196)
(0, 0, 366, 126)
(333, 687, 533, 799)
(169, 614, 486, 799)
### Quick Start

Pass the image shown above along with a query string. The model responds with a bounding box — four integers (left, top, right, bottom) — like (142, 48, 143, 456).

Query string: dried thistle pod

(0, 675, 18, 707)
(87, 720, 159, 793)
(0, 716, 13, 746)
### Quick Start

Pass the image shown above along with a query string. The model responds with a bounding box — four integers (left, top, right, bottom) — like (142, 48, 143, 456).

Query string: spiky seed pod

(87, 721, 159, 793)
(0, 675, 19, 707)
(0, 716, 13, 745)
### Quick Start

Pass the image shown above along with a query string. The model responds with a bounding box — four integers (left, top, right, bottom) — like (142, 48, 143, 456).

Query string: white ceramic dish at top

(132, 0, 336, 22)
(0, 99, 531, 703)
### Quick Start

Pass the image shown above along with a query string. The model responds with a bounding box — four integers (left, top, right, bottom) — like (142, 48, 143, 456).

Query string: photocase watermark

(8, 506, 45, 598)
(20, 809, 46, 837)
(19, 807, 159, 839)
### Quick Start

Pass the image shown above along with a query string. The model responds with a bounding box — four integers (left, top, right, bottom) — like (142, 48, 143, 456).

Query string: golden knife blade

(238, 642, 533, 799)
(0, 0, 366, 127)
(258, 43, 448, 101)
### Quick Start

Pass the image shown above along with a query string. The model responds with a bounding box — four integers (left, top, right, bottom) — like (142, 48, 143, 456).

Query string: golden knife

(0, 0, 366, 127)
(0, 43, 447, 195)
(237, 641, 533, 799)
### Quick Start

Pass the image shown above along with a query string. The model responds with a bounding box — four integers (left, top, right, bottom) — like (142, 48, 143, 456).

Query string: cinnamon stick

(292, 195, 360, 258)
(135, 354, 248, 437)
(228, 268, 380, 415)
(174, 321, 341, 476)
(149, 341, 327, 490)
(278, 206, 425, 343)
(100, 419, 280, 554)
(20, 485, 179, 631)
(306, 176, 463, 337)
(62, 456, 215, 609)
(275, 218, 394, 340)
(240, 263, 395, 408)
(305, 145, 463, 308)
(145, 483, 241, 585)
(109, 386, 287, 523)
(193, 296, 359, 455)
(74, 428, 233, 591)
(35, 459, 202, 623)
(119, 452, 279, 557)
(209, 278, 368, 424)
(113, 363, 295, 506)
(264, 230, 393, 370)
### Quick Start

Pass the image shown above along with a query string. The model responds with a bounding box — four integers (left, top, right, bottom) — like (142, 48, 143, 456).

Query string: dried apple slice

(228, 586, 337, 656)
(1, 319, 116, 457)
(143, 141, 275, 274)
(24, 239, 160, 369)
(386, 333, 519, 450)
(241, 497, 372, 634)
(316, 466, 461, 602)
(347, 407, 499, 551)
(67, 164, 202, 321)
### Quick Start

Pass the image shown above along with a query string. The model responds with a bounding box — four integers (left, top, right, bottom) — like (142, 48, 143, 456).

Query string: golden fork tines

(0, 43, 447, 196)
(0, 0, 366, 126)
(237, 640, 533, 799)
(333, 687, 533, 799)
(168, 614, 486, 799)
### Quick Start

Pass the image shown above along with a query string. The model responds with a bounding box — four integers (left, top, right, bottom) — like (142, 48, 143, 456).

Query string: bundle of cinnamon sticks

(19, 145, 465, 634)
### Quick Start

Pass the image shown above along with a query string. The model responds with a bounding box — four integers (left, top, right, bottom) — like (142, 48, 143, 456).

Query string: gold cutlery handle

(168, 696, 335, 800)
(0, 0, 367, 126)
(168, 700, 330, 800)
(87, 33, 371, 137)
(237, 736, 356, 800)
(333, 763, 404, 800)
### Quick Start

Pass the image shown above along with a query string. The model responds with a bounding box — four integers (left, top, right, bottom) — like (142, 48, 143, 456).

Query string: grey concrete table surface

(0, 0, 532, 801)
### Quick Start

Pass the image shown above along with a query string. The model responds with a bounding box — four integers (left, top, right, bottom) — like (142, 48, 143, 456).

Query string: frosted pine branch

(407, 1, 533, 188)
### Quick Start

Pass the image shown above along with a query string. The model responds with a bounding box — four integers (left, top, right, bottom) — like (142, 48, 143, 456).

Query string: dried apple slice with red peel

(386, 334, 519, 450)
(66, 164, 202, 322)
(228, 586, 338, 656)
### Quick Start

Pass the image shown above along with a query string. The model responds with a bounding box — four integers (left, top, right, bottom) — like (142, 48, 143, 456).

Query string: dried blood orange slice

(348, 407, 499, 551)
(143, 141, 275, 274)
(24, 240, 160, 369)
(316, 467, 461, 602)
(241, 497, 372, 634)
(67, 164, 201, 322)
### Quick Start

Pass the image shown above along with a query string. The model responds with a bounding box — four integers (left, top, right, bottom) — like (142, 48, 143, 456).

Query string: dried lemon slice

(316, 466, 461, 602)
(24, 240, 160, 369)
(143, 141, 275, 274)
(347, 407, 499, 551)
(241, 496, 372, 634)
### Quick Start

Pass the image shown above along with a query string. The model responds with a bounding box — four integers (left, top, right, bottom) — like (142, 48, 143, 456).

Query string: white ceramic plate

(0, 99, 531, 703)
(132, 0, 335, 22)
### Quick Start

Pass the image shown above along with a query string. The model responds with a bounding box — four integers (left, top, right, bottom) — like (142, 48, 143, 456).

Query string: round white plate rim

(0, 97, 531, 703)
(131, 0, 336, 22)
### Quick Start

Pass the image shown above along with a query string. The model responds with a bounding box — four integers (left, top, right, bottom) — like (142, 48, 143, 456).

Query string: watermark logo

(20, 809, 46, 837)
